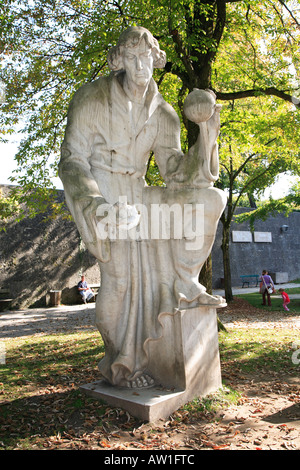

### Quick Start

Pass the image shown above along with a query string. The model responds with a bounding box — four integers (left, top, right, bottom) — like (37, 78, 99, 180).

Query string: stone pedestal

(80, 306, 222, 421)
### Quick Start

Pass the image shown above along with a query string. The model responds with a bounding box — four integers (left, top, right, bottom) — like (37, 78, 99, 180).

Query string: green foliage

(215, 1, 300, 93)
(214, 0, 300, 210)
(0, 185, 68, 228)
(234, 180, 300, 227)
(0, 0, 299, 221)
(217, 96, 300, 205)
(0, 188, 20, 225)
(145, 154, 166, 187)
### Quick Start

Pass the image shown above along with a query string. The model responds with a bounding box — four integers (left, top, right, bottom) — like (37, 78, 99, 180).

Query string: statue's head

(107, 26, 166, 72)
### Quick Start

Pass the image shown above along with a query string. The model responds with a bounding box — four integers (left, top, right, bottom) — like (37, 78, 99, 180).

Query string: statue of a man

(59, 26, 226, 389)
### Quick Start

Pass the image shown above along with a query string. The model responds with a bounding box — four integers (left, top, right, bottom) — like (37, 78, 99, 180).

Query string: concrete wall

(211, 208, 300, 288)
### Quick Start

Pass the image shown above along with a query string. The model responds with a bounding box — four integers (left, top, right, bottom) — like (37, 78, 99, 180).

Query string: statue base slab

(80, 380, 186, 421)
(80, 306, 223, 421)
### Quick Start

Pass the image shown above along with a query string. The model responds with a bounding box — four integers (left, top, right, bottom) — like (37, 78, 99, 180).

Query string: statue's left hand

(204, 103, 222, 142)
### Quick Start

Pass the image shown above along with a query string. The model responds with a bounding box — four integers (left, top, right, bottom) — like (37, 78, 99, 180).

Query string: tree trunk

(221, 219, 234, 303)
(171, 1, 227, 293)
(199, 255, 227, 332)
(199, 255, 212, 294)
(247, 192, 257, 208)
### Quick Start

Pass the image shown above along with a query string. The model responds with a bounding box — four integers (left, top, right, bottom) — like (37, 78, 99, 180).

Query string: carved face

(123, 38, 154, 88)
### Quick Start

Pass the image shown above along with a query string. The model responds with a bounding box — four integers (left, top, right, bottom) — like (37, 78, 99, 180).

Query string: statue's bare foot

(179, 292, 226, 309)
(198, 292, 226, 306)
(124, 374, 155, 389)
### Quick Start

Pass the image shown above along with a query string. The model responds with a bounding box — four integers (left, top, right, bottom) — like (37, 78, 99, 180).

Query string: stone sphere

(183, 88, 216, 123)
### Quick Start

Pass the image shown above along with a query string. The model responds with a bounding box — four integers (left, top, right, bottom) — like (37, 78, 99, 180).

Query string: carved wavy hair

(107, 26, 166, 71)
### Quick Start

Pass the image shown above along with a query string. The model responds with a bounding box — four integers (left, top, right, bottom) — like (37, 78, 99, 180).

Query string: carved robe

(59, 72, 226, 386)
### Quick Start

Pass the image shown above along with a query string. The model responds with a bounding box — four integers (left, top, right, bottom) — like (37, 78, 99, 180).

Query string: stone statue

(59, 26, 227, 392)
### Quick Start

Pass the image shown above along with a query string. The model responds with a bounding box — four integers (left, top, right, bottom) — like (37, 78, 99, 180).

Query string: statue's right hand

(81, 196, 107, 243)
(83, 196, 106, 221)
(78, 196, 111, 262)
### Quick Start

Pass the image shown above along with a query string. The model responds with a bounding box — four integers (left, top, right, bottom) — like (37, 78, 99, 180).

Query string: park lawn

(0, 331, 104, 402)
(0, 325, 299, 449)
(218, 328, 299, 375)
(236, 287, 300, 314)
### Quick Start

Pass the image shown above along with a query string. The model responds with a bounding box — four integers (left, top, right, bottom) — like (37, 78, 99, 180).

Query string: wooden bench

(89, 284, 100, 289)
(89, 284, 100, 298)
(240, 275, 259, 288)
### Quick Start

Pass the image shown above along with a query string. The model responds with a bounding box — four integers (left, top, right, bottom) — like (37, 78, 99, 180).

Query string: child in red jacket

(279, 288, 290, 311)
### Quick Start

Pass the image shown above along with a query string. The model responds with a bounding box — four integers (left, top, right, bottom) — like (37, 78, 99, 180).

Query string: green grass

(218, 328, 299, 374)
(220, 286, 300, 374)
(236, 286, 300, 313)
(0, 325, 299, 449)
(182, 385, 241, 415)
(0, 332, 104, 402)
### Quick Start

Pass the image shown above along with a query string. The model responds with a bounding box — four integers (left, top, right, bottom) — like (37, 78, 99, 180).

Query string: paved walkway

(0, 303, 97, 338)
(1, 283, 300, 339)
(213, 282, 300, 297)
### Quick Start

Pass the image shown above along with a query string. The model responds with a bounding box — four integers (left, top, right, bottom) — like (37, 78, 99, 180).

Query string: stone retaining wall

(0, 186, 100, 308)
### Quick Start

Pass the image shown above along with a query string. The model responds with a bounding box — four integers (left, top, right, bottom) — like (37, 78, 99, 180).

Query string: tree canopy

(0, 0, 299, 215)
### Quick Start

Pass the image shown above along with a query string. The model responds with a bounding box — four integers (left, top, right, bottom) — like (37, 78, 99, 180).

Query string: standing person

(278, 288, 290, 311)
(260, 270, 275, 306)
(78, 275, 94, 304)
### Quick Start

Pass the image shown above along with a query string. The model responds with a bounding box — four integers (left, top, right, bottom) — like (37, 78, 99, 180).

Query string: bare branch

(216, 87, 300, 108)
(232, 137, 277, 181)
(277, 0, 300, 26)
(233, 161, 275, 212)
(169, 29, 196, 86)
(213, 0, 227, 45)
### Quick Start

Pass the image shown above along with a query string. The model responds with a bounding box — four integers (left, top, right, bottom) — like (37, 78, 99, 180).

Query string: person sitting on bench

(78, 275, 94, 304)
